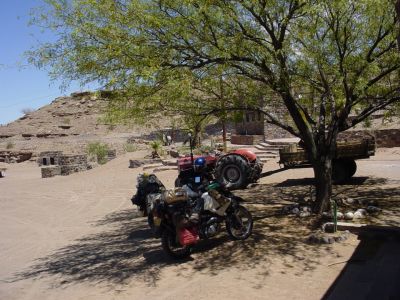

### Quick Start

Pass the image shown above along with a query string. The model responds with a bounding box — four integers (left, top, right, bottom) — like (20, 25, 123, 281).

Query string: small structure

(231, 110, 265, 145)
(39, 151, 90, 178)
(232, 104, 294, 145)
(38, 151, 63, 166)
(0, 162, 7, 178)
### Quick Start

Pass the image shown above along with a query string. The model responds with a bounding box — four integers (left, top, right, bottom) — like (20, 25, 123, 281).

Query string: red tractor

(176, 149, 263, 190)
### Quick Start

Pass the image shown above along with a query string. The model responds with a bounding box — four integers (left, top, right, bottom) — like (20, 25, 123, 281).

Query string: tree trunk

(312, 156, 333, 214)
(396, 0, 400, 51)
(192, 123, 201, 147)
(222, 120, 227, 152)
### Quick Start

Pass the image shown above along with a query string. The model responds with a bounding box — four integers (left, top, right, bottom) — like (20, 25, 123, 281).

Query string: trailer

(277, 137, 376, 183)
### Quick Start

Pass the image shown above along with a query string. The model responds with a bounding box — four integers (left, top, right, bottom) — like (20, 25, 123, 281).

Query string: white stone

(322, 236, 334, 244)
(299, 211, 311, 218)
(344, 197, 355, 204)
(322, 212, 332, 220)
(355, 208, 367, 216)
(336, 212, 344, 220)
(344, 212, 354, 220)
(354, 209, 367, 219)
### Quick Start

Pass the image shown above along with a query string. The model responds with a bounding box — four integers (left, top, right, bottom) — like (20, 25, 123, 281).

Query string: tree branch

(343, 96, 400, 130)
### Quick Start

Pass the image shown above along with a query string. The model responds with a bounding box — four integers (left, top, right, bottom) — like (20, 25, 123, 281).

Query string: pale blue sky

(0, 1, 97, 125)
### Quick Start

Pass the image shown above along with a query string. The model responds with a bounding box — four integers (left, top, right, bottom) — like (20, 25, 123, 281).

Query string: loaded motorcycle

(150, 180, 253, 259)
(131, 173, 166, 228)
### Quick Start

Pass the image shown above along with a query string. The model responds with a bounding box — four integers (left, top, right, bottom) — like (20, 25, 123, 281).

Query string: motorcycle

(151, 181, 253, 259)
(131, 173, 166, 228)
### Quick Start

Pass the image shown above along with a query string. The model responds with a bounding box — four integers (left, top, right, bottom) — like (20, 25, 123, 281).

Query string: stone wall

(339, 129, 400, 148)
(58, 154, 88, 166)
(60, 164, 90, 176)
(231, 135, 265, 145)
(0, 151, 33, 163)
(41, 166, 61, 178)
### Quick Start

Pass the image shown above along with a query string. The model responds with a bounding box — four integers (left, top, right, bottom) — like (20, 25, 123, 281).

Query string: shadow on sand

(13, 176, 400, 287)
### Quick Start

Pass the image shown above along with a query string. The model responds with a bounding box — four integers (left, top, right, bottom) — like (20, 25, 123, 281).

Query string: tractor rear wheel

(215, 155, 252, 190)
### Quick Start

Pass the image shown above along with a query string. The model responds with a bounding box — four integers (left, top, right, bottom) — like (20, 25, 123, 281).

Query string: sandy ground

(0, 149, 399, 300)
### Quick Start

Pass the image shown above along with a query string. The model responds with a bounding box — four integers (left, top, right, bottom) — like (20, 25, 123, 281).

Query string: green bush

(149, 140, 165, 156)
(123, 143, 137, 152)
(363, 117, 372, 128)
(6, 142, 14, 149)
(87, 142, 109, 164)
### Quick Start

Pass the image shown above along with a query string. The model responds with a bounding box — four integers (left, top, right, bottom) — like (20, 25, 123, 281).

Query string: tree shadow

(13, 210, 179, 287)
(12, 208, 324, 288)
(274, 176, 377, 187)
(11, 176, 400, 288)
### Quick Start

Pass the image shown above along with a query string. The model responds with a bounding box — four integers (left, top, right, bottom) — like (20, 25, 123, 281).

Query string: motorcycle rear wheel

(226, 205, 253, 240)
(161, 230, 192, 259)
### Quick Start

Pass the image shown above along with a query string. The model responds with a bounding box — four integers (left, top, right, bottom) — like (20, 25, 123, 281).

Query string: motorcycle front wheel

(226, 205, 253, 240)
(161, 230, 192, 259)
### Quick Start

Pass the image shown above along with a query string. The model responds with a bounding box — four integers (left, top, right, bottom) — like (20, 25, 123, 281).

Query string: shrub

(363, 117, 372, 128)
(21, 108, 34, 115)
(150, 140, 161, 150)
(149, 140, 164, 156)
(6, 141, 14, 149)
(87, 142, 109, 164)
(123, 143, 137, 152)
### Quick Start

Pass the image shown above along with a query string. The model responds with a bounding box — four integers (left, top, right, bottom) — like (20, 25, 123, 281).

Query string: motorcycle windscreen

(202, 192, 221, 212)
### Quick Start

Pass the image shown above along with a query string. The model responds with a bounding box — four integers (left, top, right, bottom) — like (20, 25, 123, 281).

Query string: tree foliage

(30, 0, 400, 212)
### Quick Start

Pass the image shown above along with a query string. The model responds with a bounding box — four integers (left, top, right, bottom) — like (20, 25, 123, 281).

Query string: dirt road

(0, 149, 399, 300)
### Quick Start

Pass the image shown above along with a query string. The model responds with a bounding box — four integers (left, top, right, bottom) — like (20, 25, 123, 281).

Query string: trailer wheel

(215, 155, 252, 190)
(346, 159, 357, 177)
(332, 159, 354, 184)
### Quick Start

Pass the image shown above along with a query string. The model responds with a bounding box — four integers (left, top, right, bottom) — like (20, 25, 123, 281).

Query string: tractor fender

(229, 149, 257, 162)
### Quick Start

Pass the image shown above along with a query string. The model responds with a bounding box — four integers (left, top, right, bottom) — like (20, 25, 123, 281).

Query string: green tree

(30, 0, 400, 213)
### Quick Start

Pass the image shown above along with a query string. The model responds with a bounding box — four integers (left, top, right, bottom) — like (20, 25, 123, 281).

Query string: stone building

(37, 151, 63, 166)
(39, 151, 91, 178)
(231, 104, 294, 145)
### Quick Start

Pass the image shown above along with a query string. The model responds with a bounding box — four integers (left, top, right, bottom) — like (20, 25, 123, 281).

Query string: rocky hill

(0, 92, 168, 157)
